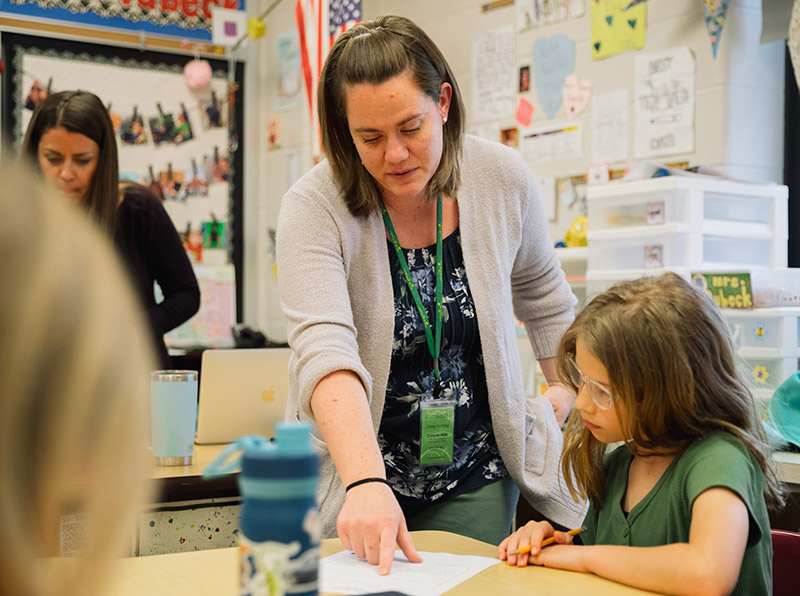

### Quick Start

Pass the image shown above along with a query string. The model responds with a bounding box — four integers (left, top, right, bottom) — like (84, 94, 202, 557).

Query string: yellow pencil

(512, 527, 583, 555)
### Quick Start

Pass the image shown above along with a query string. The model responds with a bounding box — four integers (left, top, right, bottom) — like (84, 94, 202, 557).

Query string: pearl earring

(442, 117, 448, 124)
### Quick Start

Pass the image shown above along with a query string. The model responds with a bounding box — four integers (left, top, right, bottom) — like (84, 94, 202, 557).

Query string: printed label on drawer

(647, 201, 665, 225)
(644, 244, 663, 268)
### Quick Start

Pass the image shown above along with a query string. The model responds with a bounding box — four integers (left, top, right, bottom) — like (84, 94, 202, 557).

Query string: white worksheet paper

(319, 550, 500, 596)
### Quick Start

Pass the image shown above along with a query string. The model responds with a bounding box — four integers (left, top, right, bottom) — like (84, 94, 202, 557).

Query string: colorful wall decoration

(0, 0, 245, 42)
(590, 0, 647, 60)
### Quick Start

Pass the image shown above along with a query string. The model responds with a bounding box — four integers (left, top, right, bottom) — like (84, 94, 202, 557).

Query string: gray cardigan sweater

(277, 135, 586, 537)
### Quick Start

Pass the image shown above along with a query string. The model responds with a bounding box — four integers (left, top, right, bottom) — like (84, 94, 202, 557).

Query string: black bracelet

(345, 477, 391, 492)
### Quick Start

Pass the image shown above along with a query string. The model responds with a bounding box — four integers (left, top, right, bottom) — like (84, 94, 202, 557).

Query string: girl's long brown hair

(558, 272, 784, 510)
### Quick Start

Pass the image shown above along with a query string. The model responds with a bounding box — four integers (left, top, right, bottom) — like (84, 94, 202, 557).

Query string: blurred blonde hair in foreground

(0, 165, 153, 596)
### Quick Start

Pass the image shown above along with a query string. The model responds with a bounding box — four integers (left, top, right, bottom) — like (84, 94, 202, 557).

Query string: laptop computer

(195, 348, 293, 444)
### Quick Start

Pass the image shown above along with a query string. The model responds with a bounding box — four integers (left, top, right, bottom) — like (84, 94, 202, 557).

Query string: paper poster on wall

(562, 74, 593, 119)
(538, 177, 557, 221)
(515, 98, 534, 127)
(516, 0, 585, 32)
(472, 26, 515, 121)
(165, 265, 237, 346)
(276, 30, 303, 112)
(557, 176, 577, 209)
(522, 122, 582, 163)
(500, 127, 519, 147)
(634, 47, 695, 158)
(591, 0, 647, 60)
(519, 65, 531, 93)
(591, 89, 629, 163)
(532, 34, 576, 119)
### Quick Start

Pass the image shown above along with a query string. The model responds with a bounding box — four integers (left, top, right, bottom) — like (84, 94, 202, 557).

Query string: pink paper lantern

(184, 59, 212, 90)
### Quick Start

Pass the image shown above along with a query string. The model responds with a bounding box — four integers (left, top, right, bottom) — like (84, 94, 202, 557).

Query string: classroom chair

(771, 528, 800, 596)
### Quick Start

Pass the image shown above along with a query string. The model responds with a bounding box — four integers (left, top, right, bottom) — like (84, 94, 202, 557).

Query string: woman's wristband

(345, 477, 391, 492)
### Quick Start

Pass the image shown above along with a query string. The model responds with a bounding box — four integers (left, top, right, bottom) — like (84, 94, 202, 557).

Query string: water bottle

(237, 422, 320, 596)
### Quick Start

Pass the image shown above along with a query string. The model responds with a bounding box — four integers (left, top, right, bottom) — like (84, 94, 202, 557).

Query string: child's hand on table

(498, 520, 583, 570)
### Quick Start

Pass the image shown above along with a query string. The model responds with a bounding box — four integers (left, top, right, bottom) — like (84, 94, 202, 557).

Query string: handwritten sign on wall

(634, 46, 695, 158)
(472, 25, 515, 122)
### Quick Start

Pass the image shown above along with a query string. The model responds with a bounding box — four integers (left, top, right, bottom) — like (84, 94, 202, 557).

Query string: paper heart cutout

(562, 74, 593, 120)
(532, 34, 576, 119)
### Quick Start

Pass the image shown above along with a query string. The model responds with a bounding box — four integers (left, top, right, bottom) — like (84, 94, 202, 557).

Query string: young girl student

(499, 273, 784, 596)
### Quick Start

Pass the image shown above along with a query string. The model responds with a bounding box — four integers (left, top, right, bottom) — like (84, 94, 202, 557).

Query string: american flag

(296, 0, 362, 160)
(329, 1, 362, 46)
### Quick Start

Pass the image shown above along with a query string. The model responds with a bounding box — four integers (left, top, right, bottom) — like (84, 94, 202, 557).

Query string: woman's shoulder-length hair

(317, 15, 465, 218)
(21, 89, 119, 236)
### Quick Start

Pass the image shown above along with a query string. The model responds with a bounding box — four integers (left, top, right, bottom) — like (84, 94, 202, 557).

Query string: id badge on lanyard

(420, 395, 455, 466)
(382, 194, 453, 466)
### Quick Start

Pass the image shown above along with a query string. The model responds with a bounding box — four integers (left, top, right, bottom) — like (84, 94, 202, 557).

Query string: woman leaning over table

(276, 15, 585, 575)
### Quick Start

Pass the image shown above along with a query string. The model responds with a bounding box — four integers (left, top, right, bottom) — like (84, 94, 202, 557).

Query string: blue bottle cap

(276, 421, 313, 455)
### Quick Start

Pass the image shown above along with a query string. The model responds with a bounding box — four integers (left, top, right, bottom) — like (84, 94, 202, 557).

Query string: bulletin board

(0, 32, 245, 320)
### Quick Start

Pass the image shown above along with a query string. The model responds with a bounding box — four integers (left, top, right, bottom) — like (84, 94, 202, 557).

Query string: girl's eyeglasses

(565, 357, 617, 410)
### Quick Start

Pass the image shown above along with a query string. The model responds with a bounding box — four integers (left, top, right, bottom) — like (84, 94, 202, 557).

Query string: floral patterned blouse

(378, 229, 508, 515)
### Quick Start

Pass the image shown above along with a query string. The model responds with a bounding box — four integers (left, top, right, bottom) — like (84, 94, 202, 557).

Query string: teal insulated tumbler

(150, 370, 198, 465)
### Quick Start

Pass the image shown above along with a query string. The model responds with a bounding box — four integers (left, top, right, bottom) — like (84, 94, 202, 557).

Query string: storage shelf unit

(587, 177, 788, 272)
(585, 176, 792, 416)
(723, 307, 800, 356)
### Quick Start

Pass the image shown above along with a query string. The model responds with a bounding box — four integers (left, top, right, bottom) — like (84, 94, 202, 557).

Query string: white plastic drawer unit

(585, 267, 691, 299)
(739, 348, 798, 391)
(586, 224, 781, 271)
(723, 307, 800, 356)
(752, 388, 774, 423)
(587, 176, 788, 236)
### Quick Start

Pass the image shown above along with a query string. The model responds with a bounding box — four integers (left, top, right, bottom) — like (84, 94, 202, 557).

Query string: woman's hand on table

(337, 481, 422, 575)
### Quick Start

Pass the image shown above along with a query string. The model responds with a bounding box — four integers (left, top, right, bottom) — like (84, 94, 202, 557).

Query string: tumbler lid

(151, 370, 198, 382)
(275, 421, 313, 455)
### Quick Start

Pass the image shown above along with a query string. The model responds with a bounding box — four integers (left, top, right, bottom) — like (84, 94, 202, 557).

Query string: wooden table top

(149, 443, 228, 480)
(95, 530, 660, 595)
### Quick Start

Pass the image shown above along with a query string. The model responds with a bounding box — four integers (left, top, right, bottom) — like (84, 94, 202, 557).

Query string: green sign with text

(691, 272, 753, 309)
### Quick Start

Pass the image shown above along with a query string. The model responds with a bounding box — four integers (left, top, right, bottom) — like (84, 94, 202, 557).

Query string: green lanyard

(380, 194, 443, 381)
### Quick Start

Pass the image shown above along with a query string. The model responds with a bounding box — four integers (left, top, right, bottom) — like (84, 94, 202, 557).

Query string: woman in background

(0, 165, 152, 596)
(22, 90, 200, 368)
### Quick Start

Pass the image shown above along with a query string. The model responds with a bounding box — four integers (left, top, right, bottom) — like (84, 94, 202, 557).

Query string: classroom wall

(247, 0, 785, 340)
